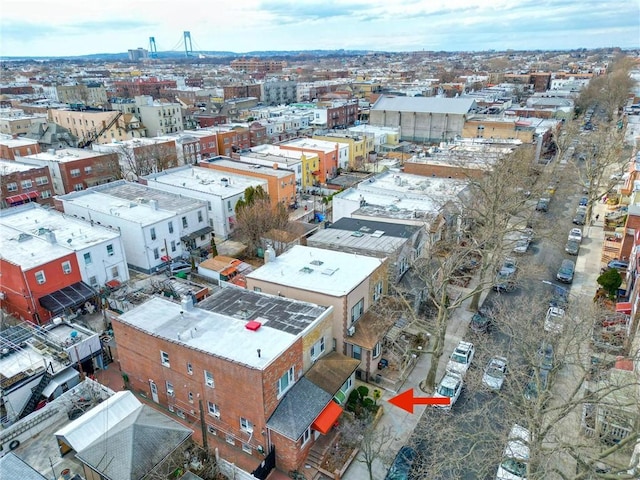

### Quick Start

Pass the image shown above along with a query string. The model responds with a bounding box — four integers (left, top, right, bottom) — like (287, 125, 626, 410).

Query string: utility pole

(199, 399, 209, 455)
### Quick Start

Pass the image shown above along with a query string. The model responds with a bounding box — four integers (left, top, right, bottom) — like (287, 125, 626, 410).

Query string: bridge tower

(183, 31, 193, 57)
(149, 37, 158, 58)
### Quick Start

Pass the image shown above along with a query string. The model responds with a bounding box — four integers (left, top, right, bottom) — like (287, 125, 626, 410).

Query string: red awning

(161, 255, 171, 262)
(311, 401, 343, 435)
(6, 191, 39, 204)
(615, 302, 632, 314)
(105, 279, 121, 289)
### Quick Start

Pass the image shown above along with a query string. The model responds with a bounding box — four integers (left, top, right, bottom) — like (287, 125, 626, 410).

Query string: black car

(557, 259, 575, 283)
(385, 446, 416, 480)
(565, 239, 580, 256)
(573, 212, 586, 225)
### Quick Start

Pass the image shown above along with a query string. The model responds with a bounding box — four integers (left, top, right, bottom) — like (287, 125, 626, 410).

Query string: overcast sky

(1, 0, 638, 57)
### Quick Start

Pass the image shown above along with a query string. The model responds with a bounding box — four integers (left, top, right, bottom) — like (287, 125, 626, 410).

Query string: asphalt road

(410, 166, 586, 479)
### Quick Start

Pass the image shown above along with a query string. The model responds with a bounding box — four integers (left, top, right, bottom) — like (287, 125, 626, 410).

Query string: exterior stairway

(19, 371, 53, 419)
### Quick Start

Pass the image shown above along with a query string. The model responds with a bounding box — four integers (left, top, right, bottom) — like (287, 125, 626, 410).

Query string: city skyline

(1, 0, 639, 58)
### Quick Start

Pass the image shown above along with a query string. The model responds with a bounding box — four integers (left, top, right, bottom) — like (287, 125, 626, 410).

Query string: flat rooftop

(249, 144, 315, 162)
(144, 165, 266, 198)
(280, 138, 340, 153)
(0, 159, 42, 174)
(116, 292, 327, 369)
(0, 204, 119, 251)
(204, 158, 294, 178)
(22, 148, 106, 163)
(246, 245, 385, 296)
(0, 135, 39, 148)
(0, 224, 74, 270)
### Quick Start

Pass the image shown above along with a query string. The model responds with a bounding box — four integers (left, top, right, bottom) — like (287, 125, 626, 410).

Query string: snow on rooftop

(247, 145, 315, 161)
(23, 148, 104, 163)
(0, 159, 41, 174)
(0, 135, 40, 148)
(247, 245, 385, 296)
(116, 296, 294, 369)
(280, 138, 342, 153)
(0, 224, 72, 270)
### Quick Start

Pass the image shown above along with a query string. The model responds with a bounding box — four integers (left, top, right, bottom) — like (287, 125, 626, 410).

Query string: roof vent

(371, 230, 385, 238)
(245, 320, 262, 331)
(310, 260, 324, 266)
(17, 233, 32, 242)
(300, 266, 314, 274)
(351, 231, 364, 237)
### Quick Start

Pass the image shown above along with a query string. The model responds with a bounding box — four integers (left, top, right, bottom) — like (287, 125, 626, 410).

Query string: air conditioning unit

(167, 389, 175, 397)
(347, 326, 355, 337)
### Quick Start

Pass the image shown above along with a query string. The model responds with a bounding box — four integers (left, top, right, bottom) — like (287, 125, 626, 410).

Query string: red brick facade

(1, 164, 54, 208)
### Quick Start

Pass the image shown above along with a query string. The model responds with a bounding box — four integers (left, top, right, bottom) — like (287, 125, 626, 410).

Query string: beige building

(49, 109, 140, 146)
(462, 115, 536, 143)
(0, 108, 47, 136)
(56, 84, 109, 107)
(246, 245, 388, 383)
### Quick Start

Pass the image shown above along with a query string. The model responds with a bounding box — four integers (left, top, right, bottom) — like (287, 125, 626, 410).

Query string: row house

(246, 245, 388, 382)
(111, 287, 357, 474)
(312, 132, 374, 171)
(346, 125, 401, 153)
(238, 145, 316, 189)
(258, 114, 313, 143)
(0, 159, 53, 208)
(155, 130, 220, 165)
(17, 147, 120, 194)
(312, 101, 359, 130)
(195, 114, 228, 128)
(0, 135, 41, 159)
(112, 78, 178, 98)
(278, 138, 345, 184)
(200, 156, 297, 208)
(56, 180, 210, 273)
(0, 203, 129, 289)
(141, 165, 266, 240)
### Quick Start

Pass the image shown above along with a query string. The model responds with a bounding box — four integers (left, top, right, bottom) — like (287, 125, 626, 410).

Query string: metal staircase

(78, 112, 122, 148)
(19, 371, 53, 419)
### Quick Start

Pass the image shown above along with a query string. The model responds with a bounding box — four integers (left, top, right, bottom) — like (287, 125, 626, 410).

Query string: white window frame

(226, 434, 235, 445)
(35, 270, 46, 284)
(70, 168, 81, 178)
(84, 166, 92, 174)
(161, 351, 170, 367)
(83, 252, 92, 265)
(61, 261, 72, 274)
(106, 244, 114, 256)
(41, 190, 52, 199)
(187, 362, 193, 375)
(373, 281, 383, 302)
(188, 392, 194, 403)
(166, 381, 174, 397)
(350, 298, 364, 324)
(302, 427, 311, 445)
(310, 337, 325, 360)
(207, 425, 217, 435)
(208, 401, 220, 417)
(242, 443, 252, 454)
(204, 370, 214, 387)
(36, 176, 49, 186)
(278, 367, 295, 397)
(240, 417, 253, 433)
(372, 342, 381, 359)
(21, 179, 33, 189)
(6, 182, 17, 192)
(111, 266, 119, 278)
(150, 227, 156, 241)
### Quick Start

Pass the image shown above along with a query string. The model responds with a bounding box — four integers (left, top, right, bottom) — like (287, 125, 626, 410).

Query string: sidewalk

(573, 202, 607, 298)
(341, 281, 489, 480)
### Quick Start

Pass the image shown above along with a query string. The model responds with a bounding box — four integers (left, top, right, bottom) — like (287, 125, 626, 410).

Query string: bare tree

(117, 143, 179, 180)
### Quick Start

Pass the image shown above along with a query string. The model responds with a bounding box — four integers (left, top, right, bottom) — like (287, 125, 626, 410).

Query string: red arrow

(388, 389, 450, 413)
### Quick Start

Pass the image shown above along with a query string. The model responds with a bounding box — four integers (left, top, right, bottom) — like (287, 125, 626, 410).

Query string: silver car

(482, 356, 508, 391)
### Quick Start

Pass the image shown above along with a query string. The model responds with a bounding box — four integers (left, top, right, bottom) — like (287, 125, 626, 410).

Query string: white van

(496, 424, 530, 479)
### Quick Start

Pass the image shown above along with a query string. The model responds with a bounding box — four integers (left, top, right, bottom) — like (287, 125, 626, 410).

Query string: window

(166, 381, 174, 396)
(35, 176, 49, 185)
(84, 166, 92, 174)
(350, 298, 364, 324)
(197, 210, 203, 223)
(226, 435, 235, 445)
(83, 252, 92, 265)
(168, 221, 174, 234)
(150, 227, 156, 241)
(240, 417, 253, 433)
(188, 392, 194, 403)
(61, 261, 72, 274)
(161, 351, 170, 367)
(204, 370, 214, 387)
(153, 248, 159, 260)
(372, 342, 381, 359)
(207, 401, 220, 417)
(302, 427, 311, 445)
(106, 244, 114, 256)
(89, 276, 98, 288)
(242, 443, 252, 454)
(187, 362, 193, 375)
(176, 409, 185, 419)
(227, 201, 232, 212)
(170, 240, 176, 252)
(207, 425, 217, 435)
(182, 216, 188, 228)
(352, 345, 362, 360)
(70, 168, 81, 177)
(74, 183, 84, 191)
(21, 179, 33, 189)
(373, 281, 383, 303)
(310, 337, 325, 360)
(35, 270, 46, 284)
(253, 287, 262, 293)
(111, 266, 119, 278)
(6, 182, 17, 192)
(207, 201, 212, 211)
(278, 367, 295, 396)
(41, 190, 51, 199)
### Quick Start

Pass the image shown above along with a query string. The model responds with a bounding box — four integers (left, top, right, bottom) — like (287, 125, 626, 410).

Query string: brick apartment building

(0, 159, 54, 208)
(230, 58, 286, 73)
(111, 288, 358, 474)
(18, 148, 120, 195)
(0, 135, 41, 159)
(113, 78, 178, 99)
(223, 84, 262, 101)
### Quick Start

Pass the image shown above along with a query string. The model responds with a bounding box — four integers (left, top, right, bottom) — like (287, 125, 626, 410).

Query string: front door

(149, 380, 159, 403)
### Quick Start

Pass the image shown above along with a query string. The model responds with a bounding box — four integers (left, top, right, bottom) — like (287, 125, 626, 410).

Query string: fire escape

(77, 112, 123, 149)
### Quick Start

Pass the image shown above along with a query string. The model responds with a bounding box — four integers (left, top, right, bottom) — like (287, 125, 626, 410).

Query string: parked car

(557, 259, 575, 283)
(523, 368, 551, 402)
(482, 356, 508, 391)
(446, 341, 475, 377)
(496, 424, 530, 480)
(434, 371, 463, 410)
(537, 341, 555, 371)
(494, 258, 518, 292)
(167, 260, 192, 275)
(573, 211, 586, 225)
(384, 446, 416, 480)
(544, 307, 565, 334)
(513, 237, 530, 254)
(579, 196, 588, 206)
(535, 198, 550, 212)
(568, 228, 583, 243)
(471, 308, 493, 334)
(607, 259, 629, 270)
(565, 239, 580, 256)
(549, 284, 570, 309)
